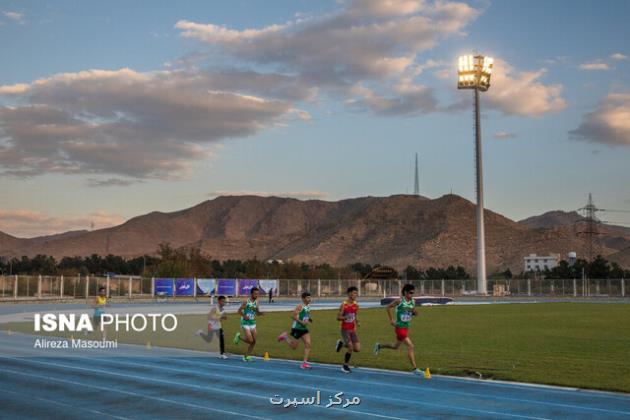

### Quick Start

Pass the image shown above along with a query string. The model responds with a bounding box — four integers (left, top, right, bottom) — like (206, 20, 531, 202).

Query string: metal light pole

(458, 54, 494, 295)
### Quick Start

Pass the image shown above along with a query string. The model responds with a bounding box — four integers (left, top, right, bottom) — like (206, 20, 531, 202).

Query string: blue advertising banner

(175, 278, 194, 296)
(155, 278, 174, 297)
(196, 279, 216, 296)
(258, 279, 278, 295)
(239, 279, 258, 296)
(217, 279, 236, 296)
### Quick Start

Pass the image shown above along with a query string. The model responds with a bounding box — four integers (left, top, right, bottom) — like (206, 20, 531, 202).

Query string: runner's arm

(336, 303, 345, 321)
(208, 307, 217, 321)
(386, 299, 400, 325)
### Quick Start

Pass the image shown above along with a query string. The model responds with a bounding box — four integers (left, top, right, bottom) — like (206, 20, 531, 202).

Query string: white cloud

(493, 131, 517, 140)
(0, 83, 30, 94)
(570, 93, 630, 146)
(345, 0, 424, 17)
(207, 190, 328, 200)
(425, 58, 566, 117)
(85, 178, 143, 188)
(579, 61, 610, 71)
(610, 53, 627, 61)
(542, 56, 569, 66)
(0, 68, 309, 179)
(0, 210, 124, 238)
(176, 0, 480, 116)
(485, 58, 566, 116)
(347, 82, 437, 116)
(3, 11, 23, 23)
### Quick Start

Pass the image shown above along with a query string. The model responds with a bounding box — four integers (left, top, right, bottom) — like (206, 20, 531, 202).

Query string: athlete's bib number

(400, 312, 412, 322)
(344, 313, 355, 323)
(302, 316, 310, 323)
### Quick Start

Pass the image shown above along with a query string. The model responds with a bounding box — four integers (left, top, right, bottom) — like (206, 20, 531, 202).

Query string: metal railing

(0, 275, 153, 301)
(0, 276, 627, 301)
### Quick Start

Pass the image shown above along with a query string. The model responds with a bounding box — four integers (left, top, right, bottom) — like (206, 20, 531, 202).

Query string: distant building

(524, 253, 560, 272)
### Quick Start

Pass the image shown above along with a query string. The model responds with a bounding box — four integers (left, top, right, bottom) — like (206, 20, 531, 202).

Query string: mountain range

(2, 194, 629, 272)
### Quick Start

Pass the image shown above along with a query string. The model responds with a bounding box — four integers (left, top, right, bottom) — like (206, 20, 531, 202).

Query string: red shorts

(395, 327, 409, 341)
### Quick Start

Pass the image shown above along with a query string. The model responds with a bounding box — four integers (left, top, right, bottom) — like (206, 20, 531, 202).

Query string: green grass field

(3, 303, 630, 393)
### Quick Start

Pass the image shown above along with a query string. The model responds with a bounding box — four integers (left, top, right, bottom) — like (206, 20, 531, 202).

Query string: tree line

(524, 256, 629, 279)
(1, 246, 626, 279)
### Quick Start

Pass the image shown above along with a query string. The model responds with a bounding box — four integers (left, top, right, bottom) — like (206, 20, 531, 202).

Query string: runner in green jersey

(234, 287, 263, 362)
(373, 284, 422, 375)
(277, 292, 313, 369)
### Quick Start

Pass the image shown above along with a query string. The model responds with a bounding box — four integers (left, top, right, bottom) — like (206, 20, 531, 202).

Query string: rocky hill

(1, 195, 625, 273)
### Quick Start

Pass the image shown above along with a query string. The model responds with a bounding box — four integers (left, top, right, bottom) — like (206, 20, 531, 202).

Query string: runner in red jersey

(335, 286, 360, 373)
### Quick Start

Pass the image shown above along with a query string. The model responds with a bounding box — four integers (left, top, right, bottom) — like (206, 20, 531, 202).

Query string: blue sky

(1, 0, 629, 237)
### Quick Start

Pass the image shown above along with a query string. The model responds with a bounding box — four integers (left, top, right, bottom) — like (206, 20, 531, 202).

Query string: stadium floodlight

(458, 55, 493, 91)
(457, 54, 494, 295)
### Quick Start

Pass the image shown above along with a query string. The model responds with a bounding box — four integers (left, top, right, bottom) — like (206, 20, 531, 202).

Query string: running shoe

(335, 339, 343, 352)
(300, 362, 312, 370)
(412, 368, 422, 375)
(373, 342, 380, 355)
(277, 331, 288, 342)
(341, 364, 351, 374)
(218, 354, 228, 360)
(195, 329, 203, 336)
(233, 332, 241, 345)
(242, 355, 254, 362)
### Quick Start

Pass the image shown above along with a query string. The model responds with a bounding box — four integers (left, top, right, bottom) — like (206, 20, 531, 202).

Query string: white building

(524, 254, 560, 272)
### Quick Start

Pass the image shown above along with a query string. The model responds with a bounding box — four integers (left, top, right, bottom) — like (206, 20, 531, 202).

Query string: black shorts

(290, 328, 309, 339)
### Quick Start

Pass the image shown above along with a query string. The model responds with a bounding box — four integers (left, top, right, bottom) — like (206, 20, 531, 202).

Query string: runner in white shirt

(196, 295, 228, 359)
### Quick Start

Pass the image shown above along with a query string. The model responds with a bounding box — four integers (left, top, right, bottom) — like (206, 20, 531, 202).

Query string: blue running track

(1, 332, 629, 419)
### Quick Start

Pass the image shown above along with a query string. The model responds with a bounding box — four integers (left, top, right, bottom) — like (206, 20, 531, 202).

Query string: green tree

(610, 262, 624, 279)
(588, 255, 610, 279)
(402, 265, 421, 280)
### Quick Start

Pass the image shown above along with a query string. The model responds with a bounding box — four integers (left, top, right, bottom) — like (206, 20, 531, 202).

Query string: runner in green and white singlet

(395, 297, 415, 329)
(373, 284, 423, 375)
(241, 299, 258, 328)
(277, 292, 313, 369)
(292, 303, 310, 330)
(234, 287, 263, 362)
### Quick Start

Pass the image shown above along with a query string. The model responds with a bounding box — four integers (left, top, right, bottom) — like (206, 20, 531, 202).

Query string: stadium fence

(0, 275, 627, 301)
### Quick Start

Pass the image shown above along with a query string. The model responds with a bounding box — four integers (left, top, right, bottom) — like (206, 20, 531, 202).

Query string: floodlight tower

(457, 54, 494, 295)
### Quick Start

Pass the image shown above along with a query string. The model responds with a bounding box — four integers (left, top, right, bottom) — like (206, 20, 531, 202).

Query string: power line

(575, 194, 630, 260)
(576, 193, 601, 262)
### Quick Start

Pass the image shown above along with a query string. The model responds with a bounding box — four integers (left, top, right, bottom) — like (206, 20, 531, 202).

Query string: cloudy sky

(1, 0, 629, 237)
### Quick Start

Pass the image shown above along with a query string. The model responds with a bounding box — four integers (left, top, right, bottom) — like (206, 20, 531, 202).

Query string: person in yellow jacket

(93, 286, 108, 340)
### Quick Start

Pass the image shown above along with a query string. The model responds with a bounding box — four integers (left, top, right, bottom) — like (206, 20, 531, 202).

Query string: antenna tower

(413, 153, 420, 196)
